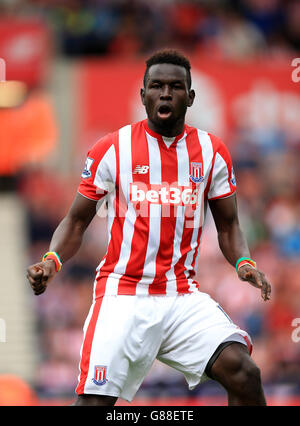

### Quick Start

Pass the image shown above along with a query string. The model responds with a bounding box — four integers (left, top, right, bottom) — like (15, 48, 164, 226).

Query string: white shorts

(76, 292, 252, 402)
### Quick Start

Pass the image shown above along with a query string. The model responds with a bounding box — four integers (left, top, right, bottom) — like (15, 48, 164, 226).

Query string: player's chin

(155, 112, 176, 126)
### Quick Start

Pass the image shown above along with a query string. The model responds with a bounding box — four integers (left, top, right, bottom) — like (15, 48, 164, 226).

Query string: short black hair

(144, 49, 192, 89)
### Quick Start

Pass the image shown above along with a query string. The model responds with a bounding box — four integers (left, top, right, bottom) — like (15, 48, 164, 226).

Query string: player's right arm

(27, 132, 116, 296)
(26, 193, 97, 296)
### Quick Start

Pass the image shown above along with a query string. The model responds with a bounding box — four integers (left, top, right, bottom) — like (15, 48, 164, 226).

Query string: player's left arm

(209, 194, 271, 301)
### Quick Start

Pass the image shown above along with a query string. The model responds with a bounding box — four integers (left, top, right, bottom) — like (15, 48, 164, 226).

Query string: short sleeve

(207, 137, 236, 201)
(78, 134, 116, 201)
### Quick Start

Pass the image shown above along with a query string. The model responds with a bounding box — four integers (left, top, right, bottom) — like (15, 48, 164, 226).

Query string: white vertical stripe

(104, 275, 119, 296)
(94, 189, 117, 296)
(93, 144, 116, 193)
(106, 189, 116, 247)
(119, 125, 133, 203)
(112, 202, 136, 275)
(176, 135, 189, 187)
(197, 130, 214, 187)
(136, 132, 161, 295)
(208, 152, 231, 199)
(95, 145, 117, 272)
(103, 145, 116, 249)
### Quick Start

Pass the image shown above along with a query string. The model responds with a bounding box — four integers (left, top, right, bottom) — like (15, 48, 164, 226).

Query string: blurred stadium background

(0, 0, 299, 406)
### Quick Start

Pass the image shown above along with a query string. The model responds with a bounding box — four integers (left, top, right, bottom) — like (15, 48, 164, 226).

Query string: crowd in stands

(1, 0, 299, 59)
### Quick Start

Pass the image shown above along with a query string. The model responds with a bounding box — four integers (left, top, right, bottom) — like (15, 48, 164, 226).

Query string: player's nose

(160, 85, 172, 100)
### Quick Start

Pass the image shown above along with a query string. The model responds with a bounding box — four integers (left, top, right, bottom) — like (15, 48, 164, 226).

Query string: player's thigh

(157, 293, 251, 385)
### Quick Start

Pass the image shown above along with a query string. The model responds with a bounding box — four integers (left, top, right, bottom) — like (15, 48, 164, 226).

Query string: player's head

(143, 49, 192, 90)
(141, 49, 195, 135)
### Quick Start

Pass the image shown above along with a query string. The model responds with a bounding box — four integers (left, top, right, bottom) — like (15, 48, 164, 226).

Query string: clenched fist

(26, 260, 57, 296)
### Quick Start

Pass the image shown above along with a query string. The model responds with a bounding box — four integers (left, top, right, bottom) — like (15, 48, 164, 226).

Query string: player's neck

(146, 118, 185, 138)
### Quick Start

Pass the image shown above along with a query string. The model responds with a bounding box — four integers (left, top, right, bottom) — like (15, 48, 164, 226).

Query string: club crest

(190, 162, 204, 183)
(92, 365, 108, 386)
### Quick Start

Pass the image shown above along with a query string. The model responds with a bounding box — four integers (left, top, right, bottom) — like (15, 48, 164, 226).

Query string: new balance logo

(133, 165, 149, 174)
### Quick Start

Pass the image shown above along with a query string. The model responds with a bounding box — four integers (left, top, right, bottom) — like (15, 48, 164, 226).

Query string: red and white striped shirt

(78, 119, 236, 297)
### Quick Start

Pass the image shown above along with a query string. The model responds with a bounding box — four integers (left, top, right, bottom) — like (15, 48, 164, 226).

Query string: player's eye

(150, 82, 161, 89)
(172, 83, 184, 89)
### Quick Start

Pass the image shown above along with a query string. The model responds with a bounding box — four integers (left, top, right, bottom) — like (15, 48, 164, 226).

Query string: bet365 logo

(0, 318, 6, 343)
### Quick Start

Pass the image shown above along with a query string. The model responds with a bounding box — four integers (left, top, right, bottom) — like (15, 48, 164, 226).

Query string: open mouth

(157, 104, 172, 119)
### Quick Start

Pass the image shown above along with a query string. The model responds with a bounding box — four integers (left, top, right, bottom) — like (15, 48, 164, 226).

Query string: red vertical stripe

(243, 335, 253, 355)
(117, 122, 150, 294)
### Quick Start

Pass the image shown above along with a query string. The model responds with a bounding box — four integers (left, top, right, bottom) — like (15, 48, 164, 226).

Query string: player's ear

(188, 89, 195, 107)
(140, 88, 145, 105)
